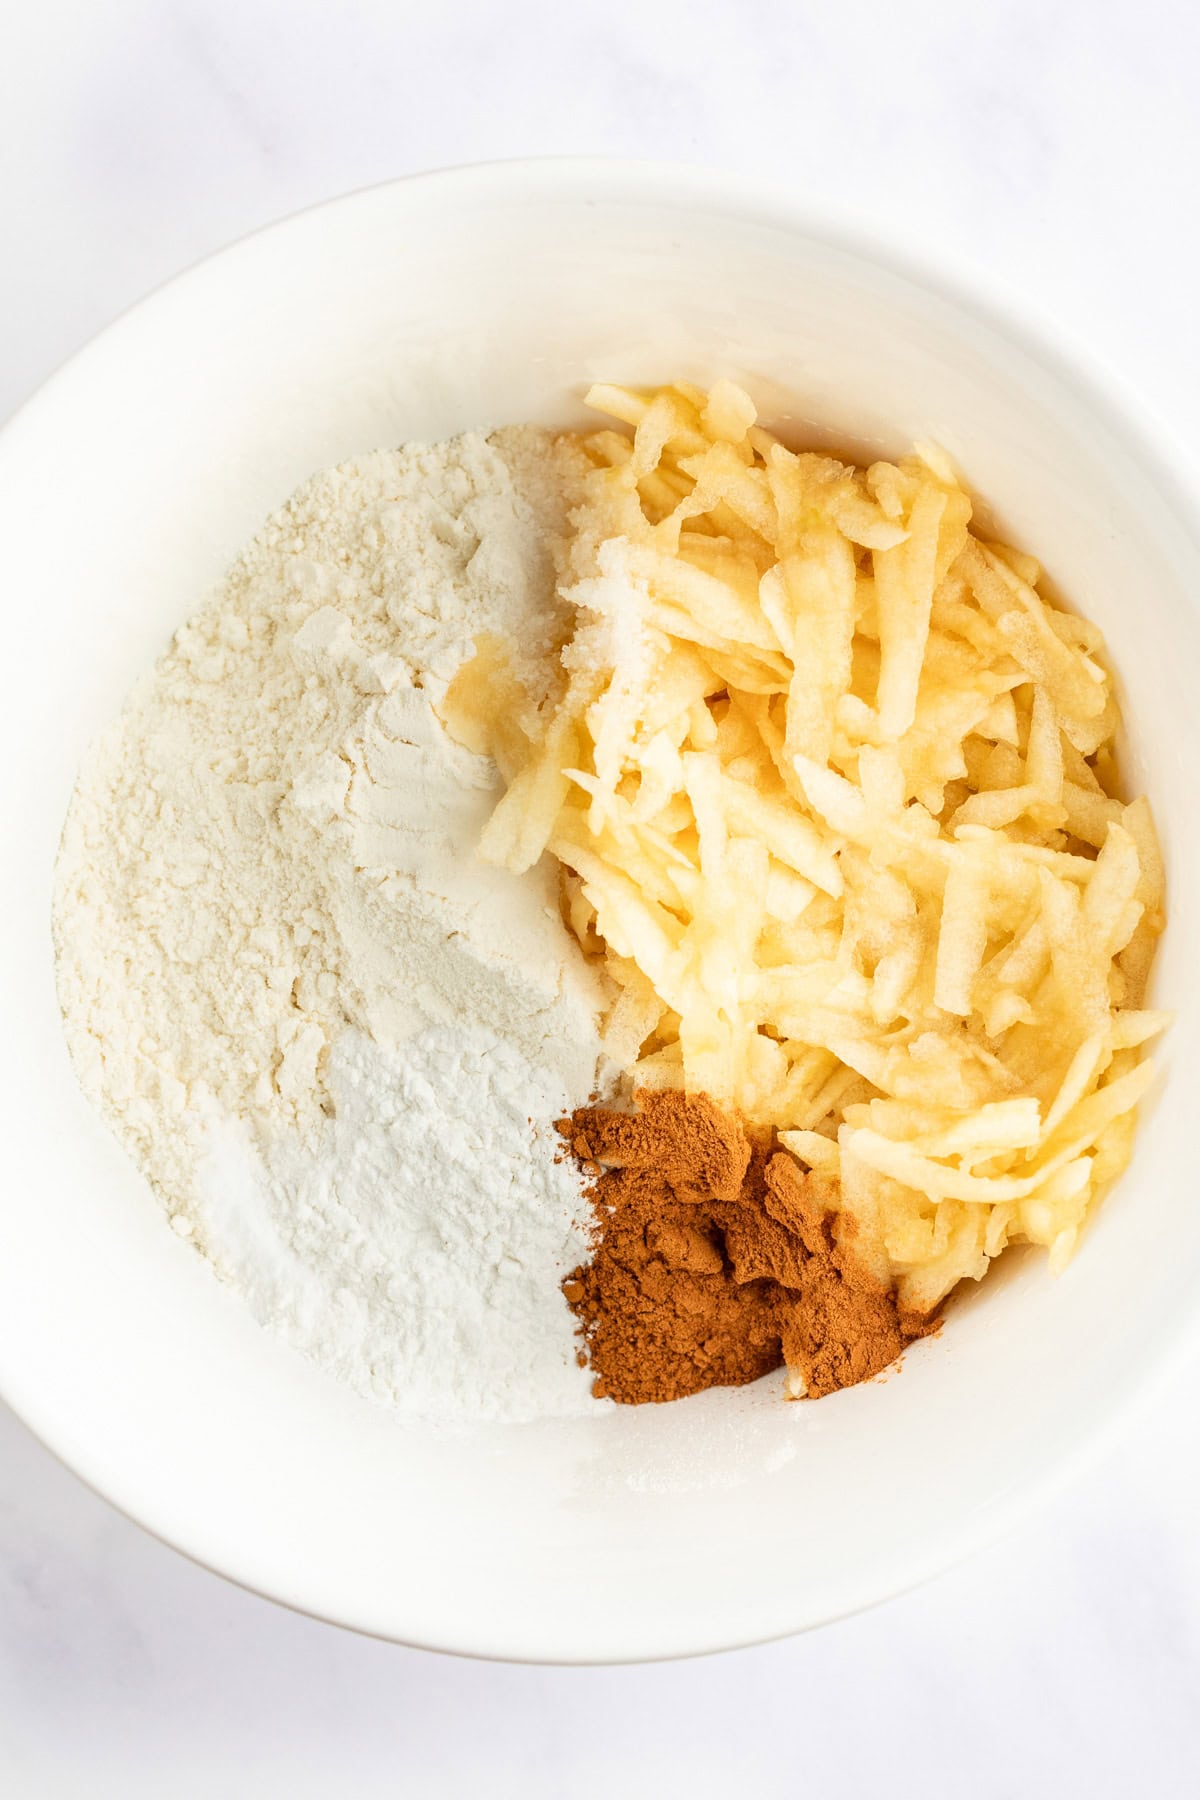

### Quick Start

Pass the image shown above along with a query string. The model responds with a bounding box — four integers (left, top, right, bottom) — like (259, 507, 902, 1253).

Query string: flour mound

(53, 427, 608, 1421)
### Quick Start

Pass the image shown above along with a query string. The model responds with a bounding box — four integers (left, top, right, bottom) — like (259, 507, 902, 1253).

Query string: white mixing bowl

(1, 161, 1197, 1661)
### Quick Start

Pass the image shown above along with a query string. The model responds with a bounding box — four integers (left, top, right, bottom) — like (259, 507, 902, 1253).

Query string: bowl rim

(4, 154, 1200, 1663)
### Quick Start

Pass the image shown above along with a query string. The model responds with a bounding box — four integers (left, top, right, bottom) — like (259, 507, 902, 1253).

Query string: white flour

(53, 427, 609, 1421)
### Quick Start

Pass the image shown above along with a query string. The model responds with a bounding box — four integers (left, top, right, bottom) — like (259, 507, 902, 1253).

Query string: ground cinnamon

(562, 1089, 936, 1404)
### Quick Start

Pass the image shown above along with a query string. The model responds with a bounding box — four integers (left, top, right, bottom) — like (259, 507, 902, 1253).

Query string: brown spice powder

(562, 1090, 936, 1404)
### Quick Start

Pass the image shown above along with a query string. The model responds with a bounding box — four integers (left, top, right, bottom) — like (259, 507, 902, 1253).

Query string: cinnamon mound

(562, 1090, 936, 1404)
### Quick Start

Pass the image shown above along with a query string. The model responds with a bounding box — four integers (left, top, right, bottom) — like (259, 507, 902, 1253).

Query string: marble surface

(3, 1, 1200, 1793)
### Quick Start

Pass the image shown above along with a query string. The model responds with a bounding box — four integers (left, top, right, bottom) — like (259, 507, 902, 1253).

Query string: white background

(3, 3, 1200, 1794)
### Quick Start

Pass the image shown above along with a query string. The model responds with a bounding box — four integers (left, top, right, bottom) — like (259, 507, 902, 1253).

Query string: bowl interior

(1, 164, 1197, 1660)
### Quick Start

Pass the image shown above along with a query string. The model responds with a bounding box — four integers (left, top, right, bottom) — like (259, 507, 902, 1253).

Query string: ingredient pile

(54, 380, 1166, 1423)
